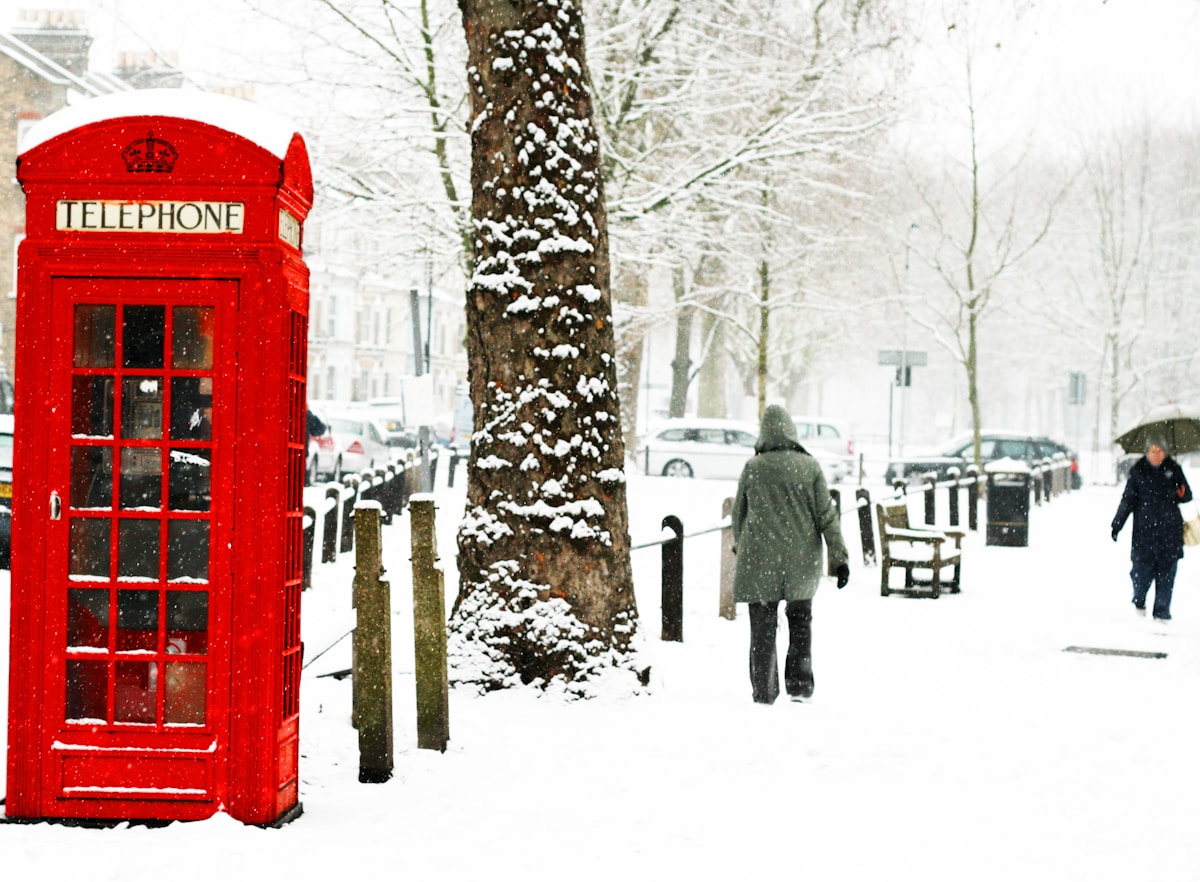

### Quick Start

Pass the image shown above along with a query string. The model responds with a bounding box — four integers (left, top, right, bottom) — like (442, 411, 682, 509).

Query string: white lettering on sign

(55, 200, 245, 233)
(278, 208, 301, 249)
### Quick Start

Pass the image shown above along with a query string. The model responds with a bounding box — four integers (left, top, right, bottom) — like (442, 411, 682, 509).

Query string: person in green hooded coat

(732, 405, 850, 703)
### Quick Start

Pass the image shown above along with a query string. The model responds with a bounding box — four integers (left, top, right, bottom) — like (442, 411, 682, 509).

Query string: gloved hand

(1111, 528, 1119, 543)
(836, 563, 850, 589)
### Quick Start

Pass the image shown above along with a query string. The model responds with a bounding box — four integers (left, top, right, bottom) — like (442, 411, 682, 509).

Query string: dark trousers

(748, 599, 813, 704)
(1131, 556, 1178, 619)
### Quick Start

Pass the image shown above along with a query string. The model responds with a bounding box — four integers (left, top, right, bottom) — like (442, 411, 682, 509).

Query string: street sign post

(880, 350, 927, 457)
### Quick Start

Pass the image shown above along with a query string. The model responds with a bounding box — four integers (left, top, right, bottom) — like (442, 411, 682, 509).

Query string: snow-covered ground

(3, 470, 1198, 880)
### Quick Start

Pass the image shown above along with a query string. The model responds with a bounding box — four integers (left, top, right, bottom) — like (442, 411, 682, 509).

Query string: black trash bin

(986, 469, 1031, 546)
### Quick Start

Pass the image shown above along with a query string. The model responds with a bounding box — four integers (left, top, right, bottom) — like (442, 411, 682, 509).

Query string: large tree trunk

(452, 0, 640, 693)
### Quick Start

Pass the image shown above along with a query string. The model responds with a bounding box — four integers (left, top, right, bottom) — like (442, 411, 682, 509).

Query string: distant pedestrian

(1111, 435, 1192, 622)
(306, 408, 327, 484)
(732, 405, 850, 704)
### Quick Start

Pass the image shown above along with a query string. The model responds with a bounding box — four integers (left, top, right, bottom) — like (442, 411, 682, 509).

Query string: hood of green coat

(755, 405, 804, 454)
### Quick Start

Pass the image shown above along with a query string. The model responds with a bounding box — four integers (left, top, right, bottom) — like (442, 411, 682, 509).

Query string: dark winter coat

(731, 406, 849, 603)
(1112, 455, 1193, 562)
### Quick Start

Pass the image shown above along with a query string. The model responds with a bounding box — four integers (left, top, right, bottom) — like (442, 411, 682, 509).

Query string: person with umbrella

(1111, 435, 1192, 622)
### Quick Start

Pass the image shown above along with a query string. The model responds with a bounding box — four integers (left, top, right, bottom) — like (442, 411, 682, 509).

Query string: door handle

(50, 491, 61, 521)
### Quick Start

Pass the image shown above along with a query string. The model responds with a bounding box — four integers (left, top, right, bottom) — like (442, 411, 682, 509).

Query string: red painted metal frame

(8, 109, 312, 825)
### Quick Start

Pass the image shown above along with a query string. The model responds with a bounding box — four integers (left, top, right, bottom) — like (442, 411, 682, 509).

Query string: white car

(317, 413, 392, 483)
(636, 419, 758, 479)
(635, 417, 845, 484)
(791, 415, 855, 482)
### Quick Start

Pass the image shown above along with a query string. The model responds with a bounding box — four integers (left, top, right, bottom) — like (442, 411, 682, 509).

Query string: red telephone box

(6, 91, 312, 825)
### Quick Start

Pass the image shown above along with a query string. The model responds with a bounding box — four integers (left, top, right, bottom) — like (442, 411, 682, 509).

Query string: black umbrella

(1114, 403, 1200, 456)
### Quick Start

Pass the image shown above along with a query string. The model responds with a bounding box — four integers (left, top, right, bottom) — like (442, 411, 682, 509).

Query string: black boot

(784, 600, 813, 699)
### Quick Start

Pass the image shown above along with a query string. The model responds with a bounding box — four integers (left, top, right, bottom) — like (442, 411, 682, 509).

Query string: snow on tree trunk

(451, 0, 640, 694)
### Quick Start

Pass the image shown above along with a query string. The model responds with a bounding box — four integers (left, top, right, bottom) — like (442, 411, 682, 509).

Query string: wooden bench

(876, 501, 964, 598)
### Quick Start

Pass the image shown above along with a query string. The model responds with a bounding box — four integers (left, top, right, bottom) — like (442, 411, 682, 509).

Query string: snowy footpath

(2, 475, 1198, 881)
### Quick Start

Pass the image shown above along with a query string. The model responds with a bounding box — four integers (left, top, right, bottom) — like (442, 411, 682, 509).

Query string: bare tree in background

(450, 0, 640, 693)
(901, 19, 1065, 468)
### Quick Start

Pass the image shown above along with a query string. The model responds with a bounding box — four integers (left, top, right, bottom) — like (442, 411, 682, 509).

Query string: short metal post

(353, 504, 393, 782)
(340, 475, 358, 554)
(410, 495, 450, 752)
(966, 465, 980, 531)
(719, 499, 735, 620)
(302, 505, 315, 590)
(828, 488, 841, 575)
(322, 486, 339, 563)
(661, 515, 683, 642)
(947, 467, 961, 527)
(856, 488, 875, 567)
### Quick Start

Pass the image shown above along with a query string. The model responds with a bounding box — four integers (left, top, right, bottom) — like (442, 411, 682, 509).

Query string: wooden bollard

(409, 494, 450, 752)
(923, 474, 936, 525)
(719, 498, 735, 620)
(353, 503, 393, 782)
(661, 515, 684, 642)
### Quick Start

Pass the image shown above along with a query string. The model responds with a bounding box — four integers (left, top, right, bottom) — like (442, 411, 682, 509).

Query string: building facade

(0, 10, 136, 382)
(2, 10, 468, 426)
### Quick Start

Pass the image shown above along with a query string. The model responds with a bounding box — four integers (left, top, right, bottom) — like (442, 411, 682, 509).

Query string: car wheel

(662, 459, 694, 478)
(332, 457, 343, 484)
(306, 456, 318, 486)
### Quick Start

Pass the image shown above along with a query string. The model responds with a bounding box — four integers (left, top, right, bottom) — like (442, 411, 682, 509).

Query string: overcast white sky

(4, 0, 1199, 139)
(902, 0, 1200, 151)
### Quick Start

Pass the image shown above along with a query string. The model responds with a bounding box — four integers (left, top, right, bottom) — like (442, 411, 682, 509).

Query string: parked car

(363, 397, 413, 447)
(885, 431, 1083, 488)
(0, 413, 10, 567)
(314, 413, 392, 483)
(635, 417, 847, 483)
(791, 415, 855, 481)
(636, 418, 757, 479)
(1035, 437, 1083, 489)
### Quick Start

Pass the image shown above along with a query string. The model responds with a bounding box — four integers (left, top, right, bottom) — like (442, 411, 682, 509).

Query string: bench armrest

(887, 527, 946, 543)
